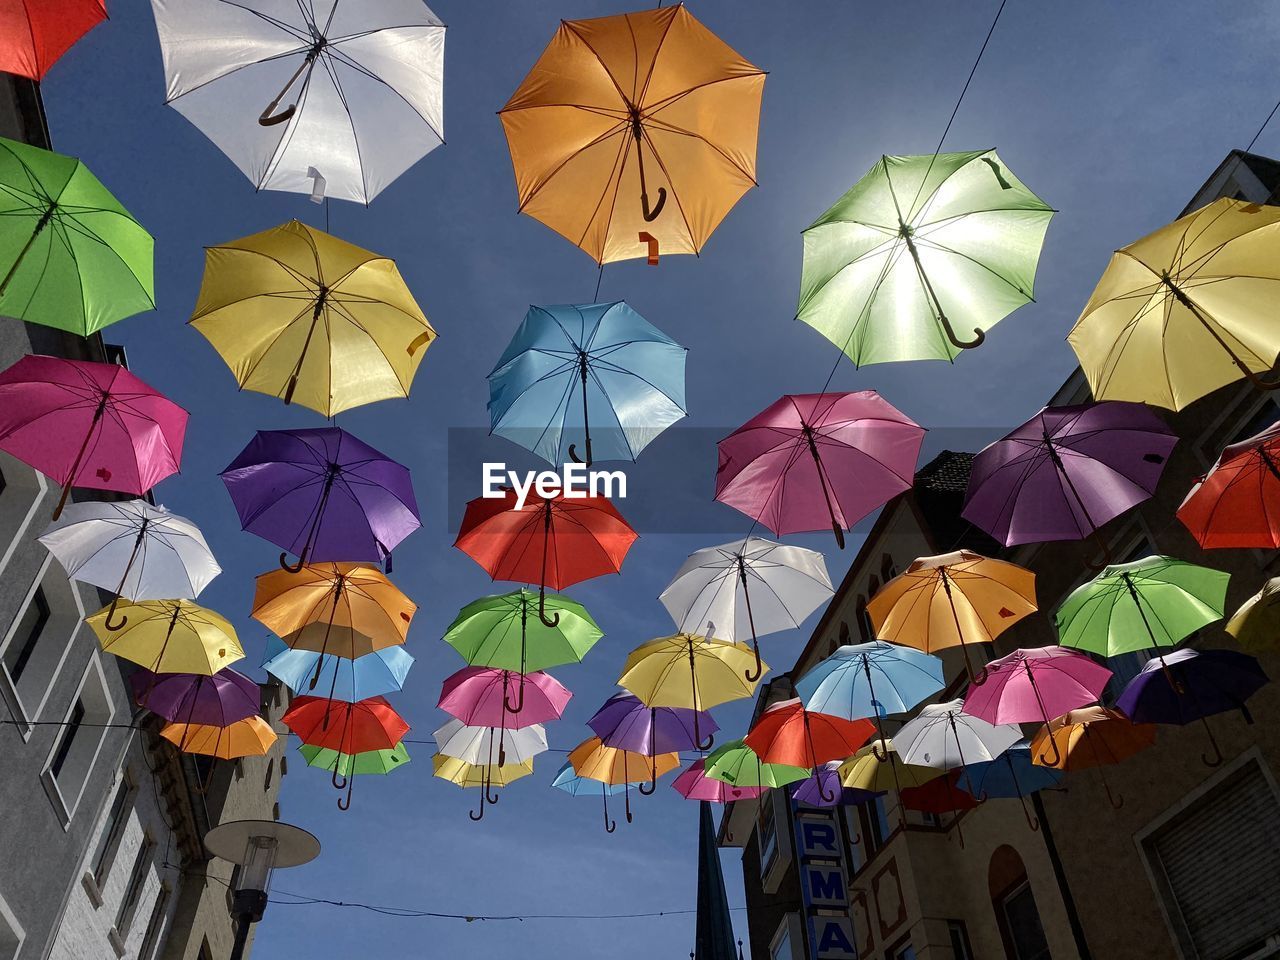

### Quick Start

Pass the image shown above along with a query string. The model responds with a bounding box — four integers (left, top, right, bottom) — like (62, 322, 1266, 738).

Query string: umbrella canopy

(0, 0, 105, 79)
(962, 402, 1177, 549)
(0, 137, 153, 335)
(262, 635, 413, 702)
(191, 221, 435, 417)
(895, 699, 1021, 779)
(1055, 556, 1229, 658)
(300, 742, 410, 778)
(1226, 576, 1280, 651)
(0, 355, 187, 518)
(964, 742, 1062, 800)
(88, 599, 243, 675)
(552, 762, 628, 797)
(131, 668, 260, 727)
(899, 771, 980, 815)
(221, 427, 420, 570)
(283, 695, 409, 753)
(1068, 197, 1280, 410)
(569, 737, 680, 785)
(1178, 419, 1280, 549)
(866, 551, 1037, 681)
(438, 667, 571, 728)
(837, 739, 945, 793)
(160, 715, 276, 759)
(672, 758, 764, 803)
(703, 739, 809, 789)
(1030, 706, 1154, 808)
(714, 392, 924, 548)
(963, 646, 1112, 727)
(432, 719, 548, 767)
(795, 641, 945, 721)
(432, 754, 535, 789)
(499, 4, 764, 264)
(443, 589, 602, 673)
(152, 0, 445, 205)
(793, 762, 881, 809)
(588, 692, 718, 755)
(798, 150, 1054, 364)
(744, 699, 874, 768)
(488, 301, 686, 465)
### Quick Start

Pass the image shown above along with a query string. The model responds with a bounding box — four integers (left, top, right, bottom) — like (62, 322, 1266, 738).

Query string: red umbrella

(0, 0, 106, 80)
(454, 488, 637, 626)
(744, 698, 874, 800)
(283, 695, 408, 759)
(1178, 419, 1280, 549)
(899, 770, 981, 814)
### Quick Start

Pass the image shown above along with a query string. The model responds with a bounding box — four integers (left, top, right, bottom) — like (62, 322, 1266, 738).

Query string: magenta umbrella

(0, 355, 188, 518)
(672, 758, 763, 807)
(715, 391, 924, 548)
(437, 666, 570, 765)
(962, 645, 1111, 766)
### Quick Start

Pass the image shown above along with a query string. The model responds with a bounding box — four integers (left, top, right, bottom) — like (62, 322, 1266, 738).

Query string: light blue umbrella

(487, 302, 687, 466)
(963, 742, 1062, 831)
(261, 636, 414, 701)
(552, 760, 628, 833)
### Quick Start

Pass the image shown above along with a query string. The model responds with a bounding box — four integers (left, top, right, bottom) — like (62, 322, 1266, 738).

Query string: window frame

(39, 653, 116, 827)
(92, 772, 137, 887)
(115, 832, 156, 935)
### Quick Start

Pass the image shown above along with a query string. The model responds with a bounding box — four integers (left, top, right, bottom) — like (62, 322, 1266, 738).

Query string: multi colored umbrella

(1031, 706, 1155, 808)
(962, 742, 1062, 831)
(454, 489, 636, 626)
(0, 0, 106, 80)
(0, 137, 153, 334)
(961, 402, 1177, 554)
(221, 427, 420, 571)
(433, 754, 535, 821)
(191, 221, 436, 417)
(1115, 648, 1268, 767)
(1178, 419, 1280, 549)
(866, 551, 1037, 682)
(568, 736, 680, 829)
(299, 742, 410, 809)
(587, 691, 717, 792)
(0, 355, 187, 518)
(161, 715, 277, 761)
(793, 762, 880, 809)
(671, 758, 764, 804)
(438, 667, 571, 729)
(704, 738, 809, 790)
(1068, 197, 1280, 410)
(261, 636, 413, 703)
(714, 392, 924, 548)
(1225, 576, 1280, 651)
(131, 668, 260, 727)
(38, 499, 220, 629)
(153, 0, 445, 204)
(488, 301, 686, 466)
(499, 4, 764, 264)
(284, 695, 409, 773)
(743, 699, 874, 801)
(88, 599, 243, 675)
(660, 537, 833, 681)
(798, 150, 1053, 364)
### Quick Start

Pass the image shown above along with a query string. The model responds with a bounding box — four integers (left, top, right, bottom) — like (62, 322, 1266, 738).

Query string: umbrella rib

(573, 127, 632, 258)
(642, 114, 758, 184)
(316, 53, 372, 203)
(517, 123, 628, 217)
(323, 41, 445, 144)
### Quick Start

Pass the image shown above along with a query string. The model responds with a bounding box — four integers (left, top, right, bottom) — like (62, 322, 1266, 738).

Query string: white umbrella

(660, 537, 833, 681)
(895, 698, 1021, 778)
(152, 0, 445, 204)
(431, 719, 548, 767)
(38, 499, 220, 629)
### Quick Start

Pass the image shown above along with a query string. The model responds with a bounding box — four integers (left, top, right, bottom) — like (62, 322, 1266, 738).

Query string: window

(997, 883, 1050, 960)
(265, 758, 275, 791)
(0, 892, 24, 960)
(881, 553, 897, 584)
(948, 920, 975, 960)
(838, 621, 851, 646)
(758, 794, 778, 878)
(770, 916, 797, 960)
(116, 834, 155, 934)
(50, 699, 85, 780)
(856, 596, 874, 642)
(93, 776, 135, 886)
(847, 796, 890, 873)
(138, 884, 170, 960)
(42, 657, 115, 823)
(2, 586, 48, 685)
(886, 940, 917, 960)
(1, 566, 85, 726)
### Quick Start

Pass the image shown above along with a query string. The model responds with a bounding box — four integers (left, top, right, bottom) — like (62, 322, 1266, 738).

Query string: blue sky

(36, 1, 1280, 956)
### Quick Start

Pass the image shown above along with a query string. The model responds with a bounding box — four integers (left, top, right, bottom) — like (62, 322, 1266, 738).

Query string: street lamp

(205, 819, 320, 960)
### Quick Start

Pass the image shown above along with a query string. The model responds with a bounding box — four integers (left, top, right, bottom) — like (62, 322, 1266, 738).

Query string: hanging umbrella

(488, 301, 686, 466)
(160, 715, 276, 759)
(0, 0, 106, 80)
(961, 646, 1112, 767)
(1031, 707, 1155, 808)
(744, 699, 874, 801)
(1115, 648, 1268, 768)
(899, 770, 980, 816)
(798, 150, 1053, 364)
(0, 137, 153, 334)
(131, 668, 260, 727)
(866, 551, 1037, 682)
(1178, 419, 1280, 549)
(438, 667, 571, 731)
(435, 719, 549, 822)
(793, 762, 880, 809)
(551, 761, 628, 833)
(0, 355, 187, 518)
(152, 0, 445, 205)
(569, 736, 679, 830)
(191, 220, 436, 417)
(961, 402, 1176, 558)
(454, 489, 636, 626)
(284, 695, 409, 767)
(261, 635, 413, 702)
(221, 427, 420, 571)
(661, 536, 833, 682)
(837, 739, 944, 830)
(963, 742, 1062, 831)
(1068, 197, 1280, 411)
(714, 391, 924, 548)
(433, 754, 534, 790)
(299, 741, 410, 809)
(672, 758, 764, 804)
(499, 4, 764, 265)
(38, 499, 220, 630)
(704, 738, 810, 790)
(1225, 576, 1280, 651)
(87, 599, 243, 675)
(588, 691, 717, 793)
(618, 633, 763, 749)
(795, 640, 945, 759)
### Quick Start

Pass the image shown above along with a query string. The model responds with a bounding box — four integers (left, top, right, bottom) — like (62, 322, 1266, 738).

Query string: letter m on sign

(804, 866, 847, 908)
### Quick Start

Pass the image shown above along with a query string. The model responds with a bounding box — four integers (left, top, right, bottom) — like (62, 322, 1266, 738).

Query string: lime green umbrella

(704, 738, 809, 788)
(444, 588, 602, 674)
(1055, 556, 1229, 658)
(299, 742, 410, 810)
(797, 150, 1053, 365)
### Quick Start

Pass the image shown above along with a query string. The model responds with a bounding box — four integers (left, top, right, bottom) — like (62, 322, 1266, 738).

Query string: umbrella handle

(831, 521, 846, 551)
(638, 231, 660, 266)
(1037, 732, 1063, 769)
(639, 756, 657, 795)
(537, 589, 561, 629)
(1201, 717, 1224, 768)
(504, 679, 526, 715)
(970, 664, 990, 686)
(624, 785, 634, 824)
(280, 551, 306, 574)
(603, 788, 616, 833)
(258, 50, 316, 126)
(744, 639, 763, 684)
(102, 600, 129, 632)
(332, 766, 347, 791)
(697, 731, 715, 751)
(469, 796, 485, 821)
(486, 782, 501, 805)
(567, 443, 591, 468)
(1019, 793, 1040, 832)
(641, 187, 667, 222)
(817, 776, 836, 804)
(938, 311, 986, 350)
(337, 775, 354, 811)
(871, 739, 890, 763)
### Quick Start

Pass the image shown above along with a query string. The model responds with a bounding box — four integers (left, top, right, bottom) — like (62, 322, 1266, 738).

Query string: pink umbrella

(0, 355, 187, 518)
(962, 646, 1111, 767)
(438, 667, 571, 727)
(672, 758, 763, 804)
(715, 392, 924, 548)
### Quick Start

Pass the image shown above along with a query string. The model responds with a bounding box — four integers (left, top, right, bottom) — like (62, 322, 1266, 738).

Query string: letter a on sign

(814, 917, 857, 960)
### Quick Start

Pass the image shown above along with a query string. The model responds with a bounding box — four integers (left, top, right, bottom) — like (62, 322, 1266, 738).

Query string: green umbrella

(0, 136, 154, 336)
(1055, 556, 1229, 658)
(298, 742, 410, 810)
(797, 149, 1053, 365)
(704, 738, 809, 788)
(444, 588, 602, 676)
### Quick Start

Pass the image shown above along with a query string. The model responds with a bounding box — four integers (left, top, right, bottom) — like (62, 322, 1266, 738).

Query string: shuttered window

(1146, 761, 1280, 959)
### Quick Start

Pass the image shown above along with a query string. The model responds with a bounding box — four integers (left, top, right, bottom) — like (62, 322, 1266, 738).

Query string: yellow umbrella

(866, 551, 1037, 682)
(160, 715, 276, 758)
(431, 754, 535, 788)
(1225, 576, 1280, 651)
(838, 738, 944, 829)
(499, 5, 765, 265)
(88, 599, 243, 675)
(190, 220, 436, 417)
(1069, 197, 1280, 410)
(569, 736, 679, 826)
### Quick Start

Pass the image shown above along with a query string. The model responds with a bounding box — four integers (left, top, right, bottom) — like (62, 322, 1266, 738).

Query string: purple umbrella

(220, 427, 420, 572)
(131, 668, 261, 726)
(793, 761, 882, 809)
(588, 692, 719, 794)
(962, 402, 1176, 563)
(1116, 648, 1268, 768)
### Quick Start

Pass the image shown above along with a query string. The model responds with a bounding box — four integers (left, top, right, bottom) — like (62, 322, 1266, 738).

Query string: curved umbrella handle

(848, 830, 861, 846)
(337, 775, 354, 811)
(624, 785, 634, 824)
(538, 589, 561, 629)
(938, 311, 986, 350)
(486, 782, 501, 806)
(280, 551, 306, 574)
(1201, 717, 1224, 768)
(469, 796, 485, 821)
(258, 52, 314, 126)
(102, 600, 129, 632)
(641, 187, 667, 222)
(970, 664, 991, 686)
(603, 788, 616, 834)
(1021, 794, 1040, 832)
(639, 759, 657, 795)
(1037, 732, 1063, 769)
(332, 766, 347, 791)
(816, 774, 836, 804)
(504, 678, 526, 715)
(567, 443, 591, 468)
(697, 731, 715, 752)
(744, 639, 764, 684)
(871, 738, 890, 763)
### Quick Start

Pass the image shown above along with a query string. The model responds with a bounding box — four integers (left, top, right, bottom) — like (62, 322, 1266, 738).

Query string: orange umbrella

(499, 4, 765, 265)
(569, 736, 679, 830)
(1031, 706, 1155, 808)
(160, 715, 276, 759)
